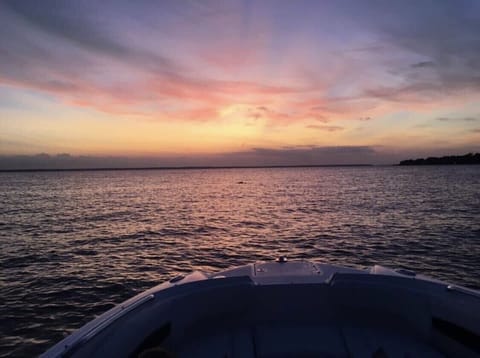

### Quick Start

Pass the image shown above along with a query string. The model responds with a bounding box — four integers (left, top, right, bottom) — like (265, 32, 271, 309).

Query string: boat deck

(41, 261, 480, 358)
(178, 321, 443, 357)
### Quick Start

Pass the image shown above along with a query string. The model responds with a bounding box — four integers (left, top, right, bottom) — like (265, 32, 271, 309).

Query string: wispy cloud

(306, 125, 344, 132)
(436, 117, 479, 122)
(410, 61, 436, 69)
(8, 0, 479, 122)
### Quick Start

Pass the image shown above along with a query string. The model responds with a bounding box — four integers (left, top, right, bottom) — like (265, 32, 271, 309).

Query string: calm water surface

(1, 166, 479, 356)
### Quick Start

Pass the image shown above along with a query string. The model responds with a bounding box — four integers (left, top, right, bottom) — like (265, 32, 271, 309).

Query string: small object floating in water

(42, 259, 480, 358)
(237, 181, 246, 184)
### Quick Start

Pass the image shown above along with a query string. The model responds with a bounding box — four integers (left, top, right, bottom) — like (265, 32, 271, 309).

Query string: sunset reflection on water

(1, 166, 480, 356)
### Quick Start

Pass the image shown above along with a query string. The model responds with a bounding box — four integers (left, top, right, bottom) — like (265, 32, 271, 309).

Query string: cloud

(5, 143, 480, 170)
(241, 146, 377, 165)
(2, 0, 179, 71)
(0, 1, 305, 119)
(413, 123, 432, 129)
(244, 106, 295, 125)
(246, 106, 267, 121)
(410, 61, 436, 68)
(1, 0, 480, 136)
(170, 106, 219, 122)
(0, 146, 380, 170)
(0, 1, 404, 126)
(436, 117, 479, 122)
(356, 1, 480, 101)
(306, 125, 344, 132)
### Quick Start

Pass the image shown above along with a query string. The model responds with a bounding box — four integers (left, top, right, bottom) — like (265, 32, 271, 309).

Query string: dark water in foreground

(1, 166, 480, 356)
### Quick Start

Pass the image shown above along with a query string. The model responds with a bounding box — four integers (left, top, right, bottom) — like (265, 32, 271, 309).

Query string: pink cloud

(306, 124, 344, 132)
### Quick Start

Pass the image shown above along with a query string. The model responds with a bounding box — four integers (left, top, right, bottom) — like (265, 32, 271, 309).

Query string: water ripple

(1, 166, 480, 357)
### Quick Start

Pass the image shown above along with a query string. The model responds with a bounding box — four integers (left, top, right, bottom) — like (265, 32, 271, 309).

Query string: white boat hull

(41, 260, 480, 357)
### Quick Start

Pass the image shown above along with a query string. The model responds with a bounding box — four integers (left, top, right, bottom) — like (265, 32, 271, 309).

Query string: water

(1, 166, 479, 356)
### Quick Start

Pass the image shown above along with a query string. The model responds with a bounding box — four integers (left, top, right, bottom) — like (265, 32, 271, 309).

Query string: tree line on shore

(399, 153, 480, 165)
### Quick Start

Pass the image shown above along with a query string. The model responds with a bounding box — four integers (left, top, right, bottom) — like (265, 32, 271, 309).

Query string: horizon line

(0, 164, 385, 173)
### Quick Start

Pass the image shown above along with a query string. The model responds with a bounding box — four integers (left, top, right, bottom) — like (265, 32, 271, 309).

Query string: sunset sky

(1, 0, 480, 168)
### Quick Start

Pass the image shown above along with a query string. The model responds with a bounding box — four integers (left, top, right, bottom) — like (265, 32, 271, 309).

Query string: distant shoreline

(399, 153, 480, 166)
(0, 164, 377, 173)
(2, 159, 480, 172)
